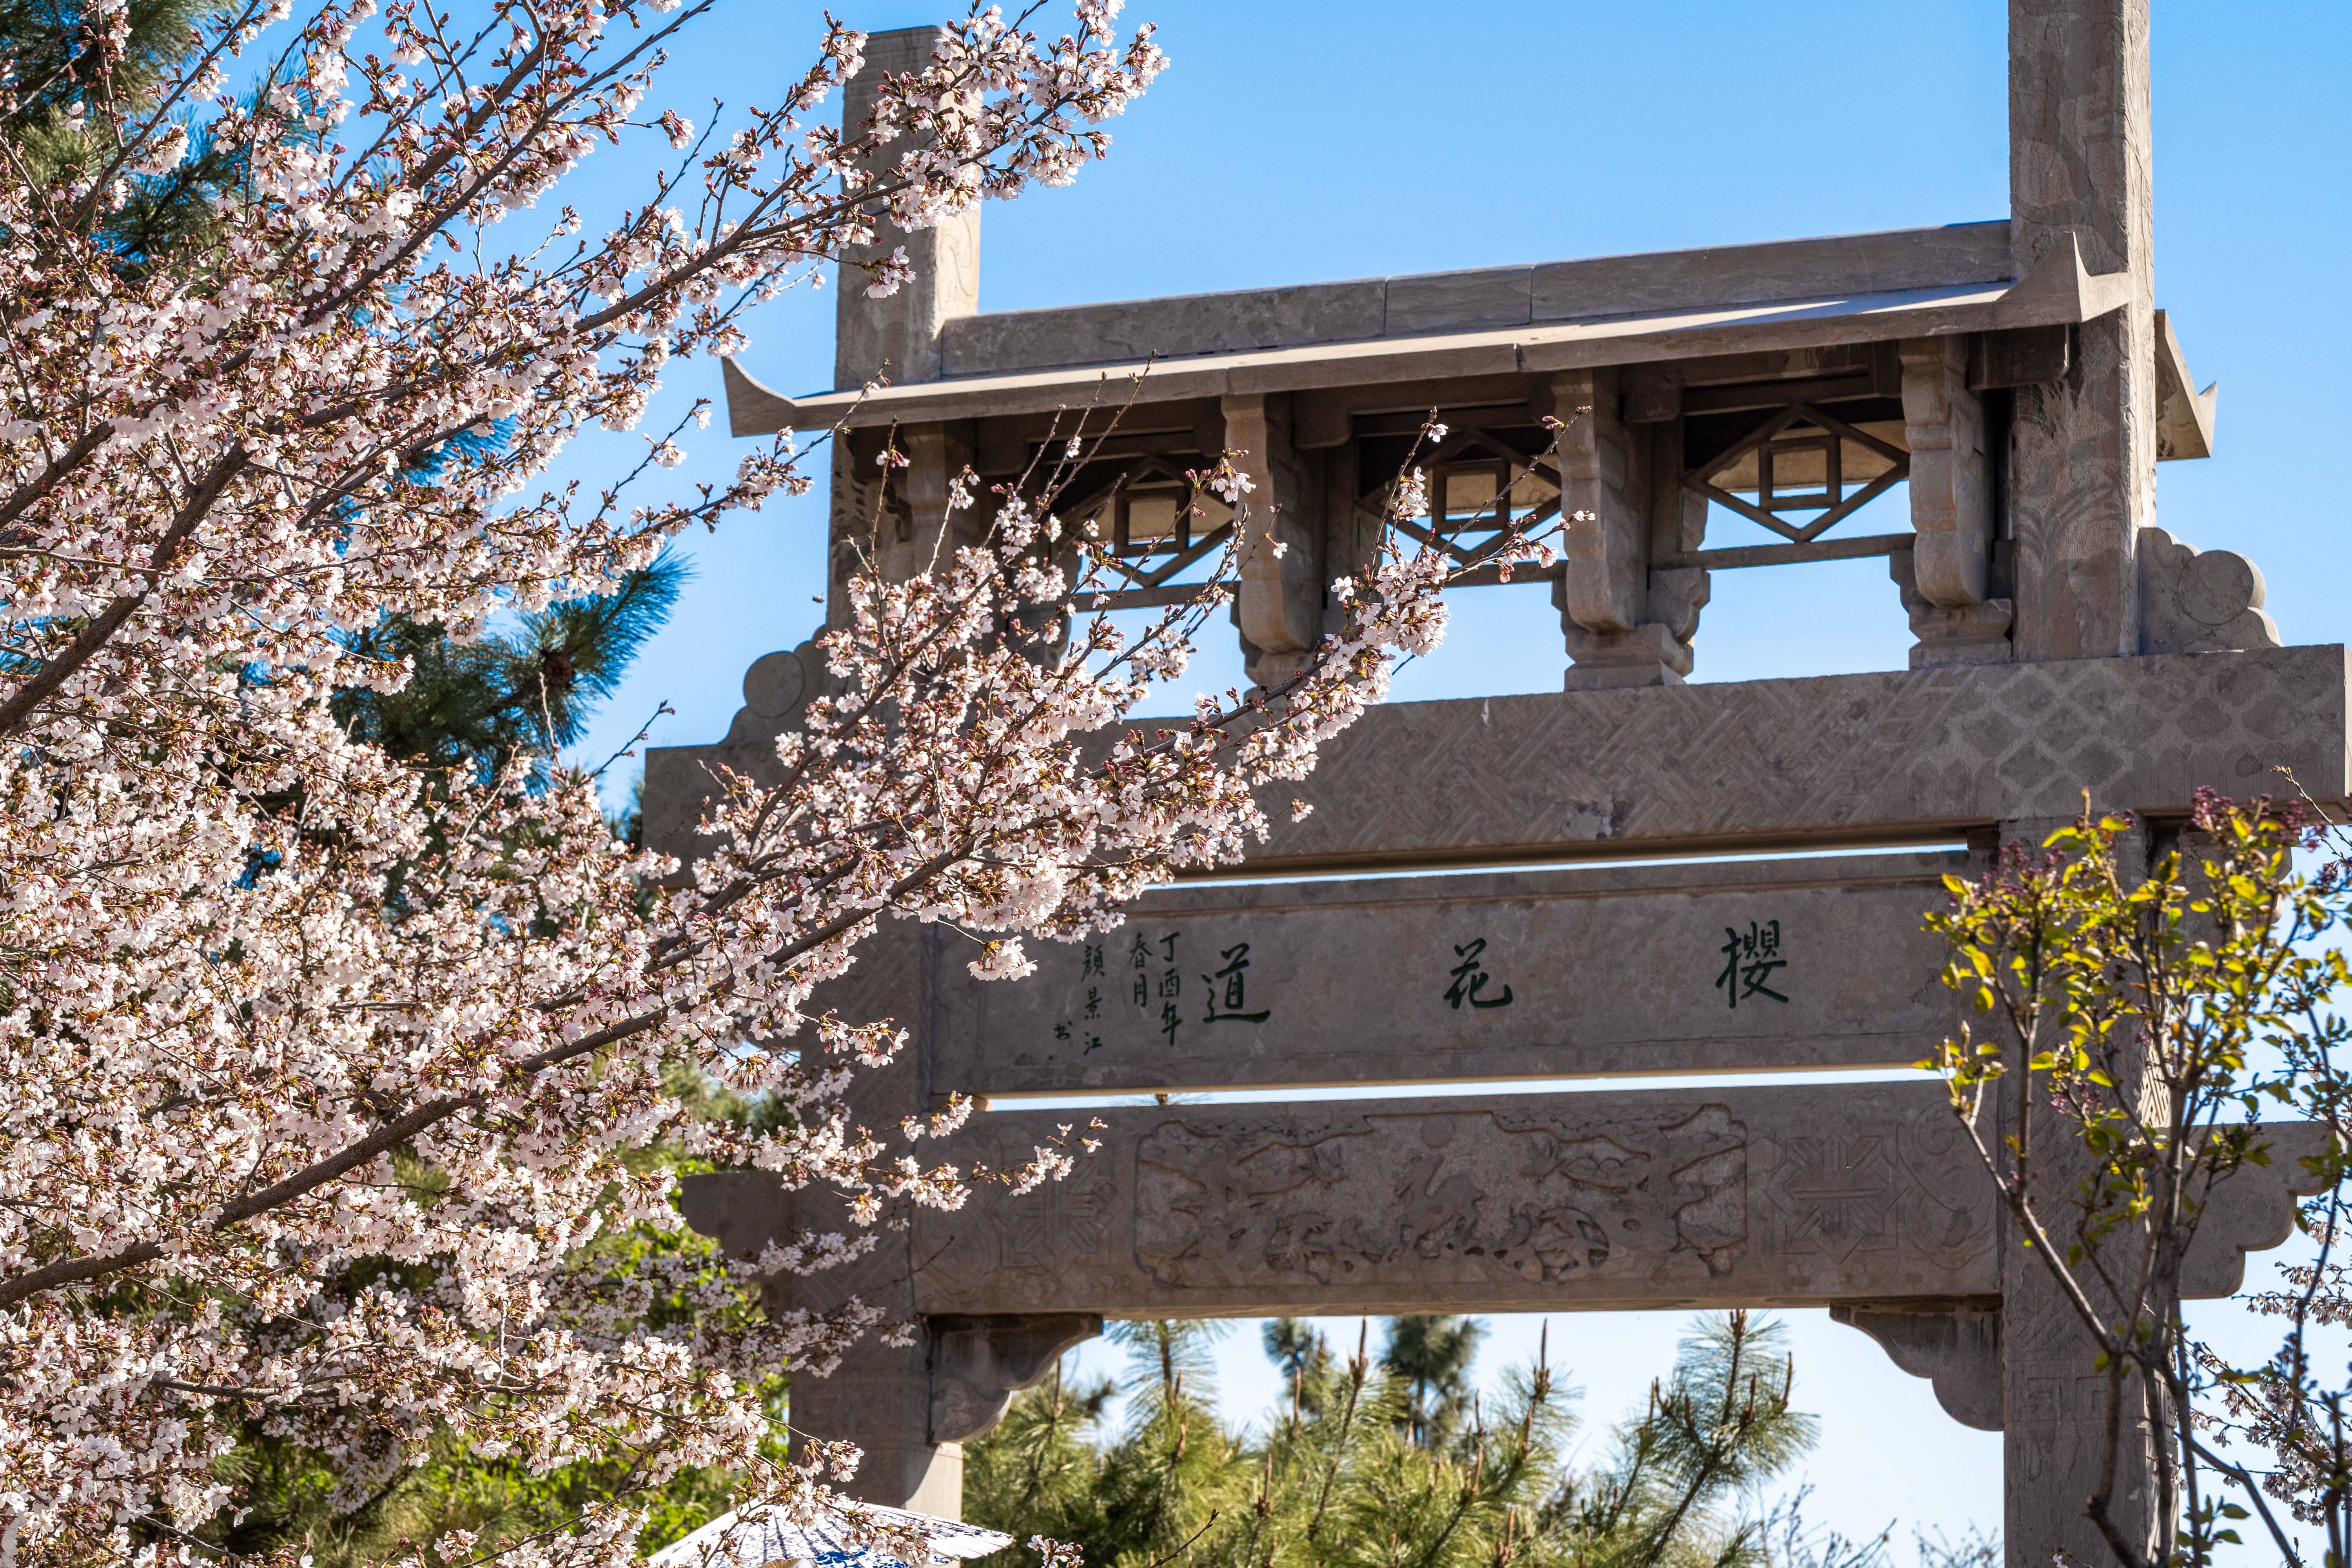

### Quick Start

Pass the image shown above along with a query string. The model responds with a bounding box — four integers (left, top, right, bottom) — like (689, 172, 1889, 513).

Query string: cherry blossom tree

(0, 1, 1552, 1563)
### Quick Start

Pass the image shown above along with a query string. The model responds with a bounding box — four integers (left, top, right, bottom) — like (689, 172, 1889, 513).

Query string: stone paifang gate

(642, 4, 2349, 1563)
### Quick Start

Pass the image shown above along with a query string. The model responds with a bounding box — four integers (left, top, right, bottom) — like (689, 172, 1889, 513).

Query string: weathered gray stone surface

(925, 852, 1970, 1095)
(643, 647, 2348, 882)
(936, 223, 2011, 381)
(832, 27, 978, 390)
(1249, 645, 2347, 873)
(906, 1082, 1992, 1316)
(2138, 526, 2279, 656)
(929, 1315, 1104, 1444)
(2006, 0, 2156, 666)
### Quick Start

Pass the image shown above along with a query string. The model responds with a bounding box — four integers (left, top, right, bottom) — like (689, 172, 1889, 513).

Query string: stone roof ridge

(935, 218, 2016, 382)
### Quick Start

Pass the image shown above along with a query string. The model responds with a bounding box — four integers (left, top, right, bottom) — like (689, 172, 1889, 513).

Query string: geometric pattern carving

(1252, 645, 2348, 873)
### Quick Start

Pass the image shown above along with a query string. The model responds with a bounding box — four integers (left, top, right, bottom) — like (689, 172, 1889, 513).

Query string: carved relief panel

(910, 1082, 1997, 1317)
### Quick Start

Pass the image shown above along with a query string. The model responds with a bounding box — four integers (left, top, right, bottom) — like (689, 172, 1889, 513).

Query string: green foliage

(1381, 1315, 1485, 1450)
(967, 1313, 1817, 1568)
(1922, 792, 2352, 1568)
(332, 547, 688, 793)
(0, 0, 290, 271)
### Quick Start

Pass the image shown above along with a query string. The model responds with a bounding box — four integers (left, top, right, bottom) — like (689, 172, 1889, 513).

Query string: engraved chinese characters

(911, 1082, 1997, 1316)
(928, 851, 1965, 1095)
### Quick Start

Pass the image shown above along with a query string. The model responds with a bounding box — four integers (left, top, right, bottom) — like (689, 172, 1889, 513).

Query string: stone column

(1997, 813, 2164, 1568)
(2006, 0, 2156, 661)
(1555, 371, 1709, 689)
(781, 928, 967, 1514)
(825, 27, 985, 626)
(834, 26, 982, 392)
(1223, 393, 1325, 689)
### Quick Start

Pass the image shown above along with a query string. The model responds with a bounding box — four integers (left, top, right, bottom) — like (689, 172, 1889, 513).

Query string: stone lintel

(928, 851, 1971, 1096)
(913, 1081, 1993, 1317)
(1245, 644, 2348, 876)
(643, 645, 2350, 881)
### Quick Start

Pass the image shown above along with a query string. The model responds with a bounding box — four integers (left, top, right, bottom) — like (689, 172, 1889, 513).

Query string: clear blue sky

(542, 1, 2352, 1551)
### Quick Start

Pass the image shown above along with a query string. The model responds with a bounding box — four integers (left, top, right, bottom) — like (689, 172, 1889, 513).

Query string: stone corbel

(883, 422, 977, 584)
(1898, 338, 2011, 668)
(1221, 393, 1325, 688)
(1829, 1301, 2003, 1432)
(1555, 367, 1644, 635)
(929, 1314, 1105, 1444)
(2137, 526, 2280, 656)
(2180, 1120, 2335, 1299)
(1555, 372, 1707, 689)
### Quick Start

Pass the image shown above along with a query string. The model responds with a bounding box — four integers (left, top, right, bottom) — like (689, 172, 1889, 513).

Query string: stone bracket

(1555, 367, 1644, 635)
(1222, 392, 1324, 688)
(928, 1313, 1104, 1445)
(1900, 337, 1995, 611)
(1830, 1300, 2004, 1432)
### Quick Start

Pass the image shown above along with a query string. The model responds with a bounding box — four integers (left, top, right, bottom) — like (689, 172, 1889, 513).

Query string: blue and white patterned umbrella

(650, 1500, 1014, 1568)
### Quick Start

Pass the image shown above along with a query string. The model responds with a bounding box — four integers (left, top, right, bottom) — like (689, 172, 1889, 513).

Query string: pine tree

(331, 544, 688, 799)
(965, 1314, 1831, 1568)
(1383, 1315, 1487, 1450)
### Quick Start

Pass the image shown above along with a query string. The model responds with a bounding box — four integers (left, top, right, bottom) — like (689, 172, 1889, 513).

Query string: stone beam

(927, 852, 1969, 1096)
(642, 645, 2348, 880)
(934, 223, 2012, 381)
(1238, 645, 2347, 874)
(911, 1082, 1990, 1316)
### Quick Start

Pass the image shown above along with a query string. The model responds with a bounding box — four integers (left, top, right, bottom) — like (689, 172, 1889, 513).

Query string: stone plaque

(926, 851, 1969, 1094)
(909, 1080, 1997, 1316)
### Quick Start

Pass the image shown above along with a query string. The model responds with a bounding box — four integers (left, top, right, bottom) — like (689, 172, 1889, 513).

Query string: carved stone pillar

(834, 27, 981, 392)
(2006, 0, 2156, 661)
(1222, 393, 1325, 689)
(1555, 372, 1709, 689)
(682, 930, 965, 1514)
(1996, 813, 2161, 1568)
(1898, 338, 2012, 667)
(824, 27, 984, 628)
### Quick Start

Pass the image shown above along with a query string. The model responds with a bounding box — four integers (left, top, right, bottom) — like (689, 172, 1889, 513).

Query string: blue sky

(535, 0, 2352, 1550)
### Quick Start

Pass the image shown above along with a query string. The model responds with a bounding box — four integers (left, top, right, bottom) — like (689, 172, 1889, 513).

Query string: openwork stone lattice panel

(926, 852, 1970, 1095)
(907, 1083, 1998, 1316)
(1247, 645, 2348, 872)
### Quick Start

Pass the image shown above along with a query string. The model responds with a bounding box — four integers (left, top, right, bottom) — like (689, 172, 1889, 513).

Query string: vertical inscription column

(2006, 0, 2156, 660)
(1998, 813, 2161, 1568)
